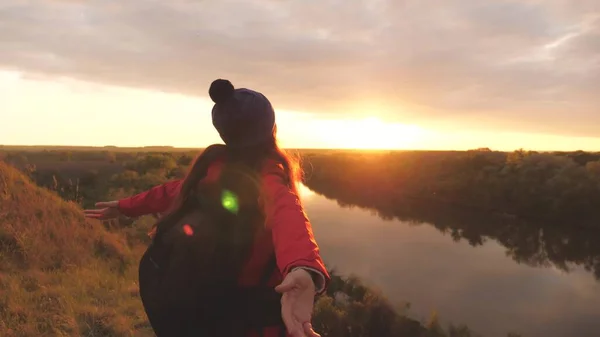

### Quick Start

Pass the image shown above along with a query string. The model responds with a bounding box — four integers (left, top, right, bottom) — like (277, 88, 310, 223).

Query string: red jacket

(118, 158, 330, 337)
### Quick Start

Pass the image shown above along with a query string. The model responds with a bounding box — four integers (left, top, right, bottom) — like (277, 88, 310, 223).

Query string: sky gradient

(1, 0, 599, 151)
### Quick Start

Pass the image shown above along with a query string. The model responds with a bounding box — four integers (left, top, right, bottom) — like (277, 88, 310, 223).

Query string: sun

(327, 117, 423, 150)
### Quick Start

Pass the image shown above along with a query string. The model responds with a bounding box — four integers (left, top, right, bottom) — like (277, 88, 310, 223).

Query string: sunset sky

(1, 0, 599, 151)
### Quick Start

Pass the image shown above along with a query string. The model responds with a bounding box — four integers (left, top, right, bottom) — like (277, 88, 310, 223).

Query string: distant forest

(303, 148, 600, 224)
(2, 146, 597, 224)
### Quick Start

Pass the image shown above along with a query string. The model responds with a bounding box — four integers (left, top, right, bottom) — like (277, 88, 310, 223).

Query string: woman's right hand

(84, 201, 121, 220)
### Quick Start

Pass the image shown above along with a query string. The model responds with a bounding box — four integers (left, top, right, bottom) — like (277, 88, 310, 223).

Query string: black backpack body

(138, 145, 285, 337)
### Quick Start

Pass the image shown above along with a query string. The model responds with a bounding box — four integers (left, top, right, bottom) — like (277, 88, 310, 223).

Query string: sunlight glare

(297, 184, 315, 200)
(317, 117, 424, 150)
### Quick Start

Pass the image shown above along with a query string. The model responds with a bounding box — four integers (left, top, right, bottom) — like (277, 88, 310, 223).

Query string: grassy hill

(0, 161, 154, 337)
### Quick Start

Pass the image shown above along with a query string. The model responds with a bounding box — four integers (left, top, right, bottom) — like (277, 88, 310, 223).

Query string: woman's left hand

(275, 269, 320, 337)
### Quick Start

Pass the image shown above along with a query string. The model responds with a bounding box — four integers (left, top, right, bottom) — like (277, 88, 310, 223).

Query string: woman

(84, 79, 329, 337)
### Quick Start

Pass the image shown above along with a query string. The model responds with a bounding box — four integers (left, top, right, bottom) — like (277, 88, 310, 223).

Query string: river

(297, 184, 600, 337)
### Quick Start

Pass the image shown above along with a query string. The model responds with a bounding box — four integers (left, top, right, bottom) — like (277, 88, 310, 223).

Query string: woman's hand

(83, 201, 121, 220)
(275, 268, 320, 337)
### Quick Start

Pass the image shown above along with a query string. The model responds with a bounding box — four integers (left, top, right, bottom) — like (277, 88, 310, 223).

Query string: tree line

(303, 149, 600, 226)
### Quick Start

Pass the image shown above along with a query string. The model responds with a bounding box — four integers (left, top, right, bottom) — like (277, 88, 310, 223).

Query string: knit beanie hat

(209, 79, 276, 148)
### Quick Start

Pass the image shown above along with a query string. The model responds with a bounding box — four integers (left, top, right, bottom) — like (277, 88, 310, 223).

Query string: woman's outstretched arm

(118, 180, 183, 217)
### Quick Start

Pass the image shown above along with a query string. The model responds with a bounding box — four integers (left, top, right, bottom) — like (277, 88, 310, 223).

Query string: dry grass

(0, 161, 154, 336)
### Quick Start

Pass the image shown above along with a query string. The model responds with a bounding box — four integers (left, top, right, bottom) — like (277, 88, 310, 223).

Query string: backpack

(138, 145, 285, 337)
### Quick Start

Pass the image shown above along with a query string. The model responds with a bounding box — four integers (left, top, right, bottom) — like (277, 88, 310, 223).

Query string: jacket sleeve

(262, 165, 330, 294)
(117, 180, 183, 218)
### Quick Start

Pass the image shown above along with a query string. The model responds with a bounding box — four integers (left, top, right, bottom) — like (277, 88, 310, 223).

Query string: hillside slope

(0, 161, 151, 337)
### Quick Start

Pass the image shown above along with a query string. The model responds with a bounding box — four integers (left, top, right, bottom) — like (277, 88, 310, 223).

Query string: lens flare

(182, 224, 194, 236)
(221, 189, 239, 214)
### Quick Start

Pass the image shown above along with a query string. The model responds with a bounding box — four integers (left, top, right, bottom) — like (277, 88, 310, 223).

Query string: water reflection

(304, 183, 600, 282)
(300, 185, 600, 337)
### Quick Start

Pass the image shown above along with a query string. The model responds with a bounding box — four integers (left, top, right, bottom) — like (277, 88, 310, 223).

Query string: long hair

(153, 127, 302, 282)
(169, 126, 301, 215)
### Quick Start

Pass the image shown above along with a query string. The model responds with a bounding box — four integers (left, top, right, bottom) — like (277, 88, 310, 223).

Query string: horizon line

(0, 144, 596, 153)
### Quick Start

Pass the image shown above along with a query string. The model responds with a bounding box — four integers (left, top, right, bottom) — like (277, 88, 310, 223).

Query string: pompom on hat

(209, 79, 276, 148)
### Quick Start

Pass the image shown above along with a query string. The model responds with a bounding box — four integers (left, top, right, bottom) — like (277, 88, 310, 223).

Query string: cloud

(0, 0, 598, 136)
